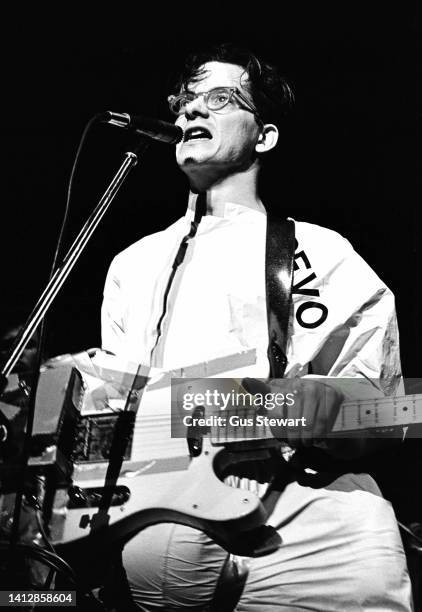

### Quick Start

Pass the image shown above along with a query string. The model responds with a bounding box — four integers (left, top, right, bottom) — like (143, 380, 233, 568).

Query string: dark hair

(173, 43, 294, 126)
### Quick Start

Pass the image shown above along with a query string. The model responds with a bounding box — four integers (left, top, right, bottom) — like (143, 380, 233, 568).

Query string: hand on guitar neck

(241, 377, 398, 461)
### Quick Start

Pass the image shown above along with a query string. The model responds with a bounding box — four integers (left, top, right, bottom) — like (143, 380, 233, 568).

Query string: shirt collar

(185, 200, 266, 223)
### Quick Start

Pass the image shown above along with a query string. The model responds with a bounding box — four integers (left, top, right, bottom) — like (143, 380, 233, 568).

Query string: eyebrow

(182, 85, 242, 95)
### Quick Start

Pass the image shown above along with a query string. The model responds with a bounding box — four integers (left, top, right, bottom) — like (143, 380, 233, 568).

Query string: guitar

(49, 351, 422, 585)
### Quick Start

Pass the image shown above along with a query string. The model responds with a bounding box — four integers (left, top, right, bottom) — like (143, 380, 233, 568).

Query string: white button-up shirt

(101, 202, 401, 396)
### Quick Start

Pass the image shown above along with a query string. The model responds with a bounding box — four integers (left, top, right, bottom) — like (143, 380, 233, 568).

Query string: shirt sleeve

(292, 225, 402, 399)
(311, 286, 402, 400)
(101, 256, 125, 356)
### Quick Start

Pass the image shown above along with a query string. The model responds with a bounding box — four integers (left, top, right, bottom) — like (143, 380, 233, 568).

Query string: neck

(187, 165, 263, 217)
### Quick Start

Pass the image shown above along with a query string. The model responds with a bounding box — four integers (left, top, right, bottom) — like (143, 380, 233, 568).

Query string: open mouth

(183, 127, 212, 142)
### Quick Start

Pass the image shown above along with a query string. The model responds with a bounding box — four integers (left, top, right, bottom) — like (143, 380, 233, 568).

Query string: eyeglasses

(167, 86, 261, 123)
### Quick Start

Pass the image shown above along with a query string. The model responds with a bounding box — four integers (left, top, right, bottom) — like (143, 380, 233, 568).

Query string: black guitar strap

(265, 215, 295, 378)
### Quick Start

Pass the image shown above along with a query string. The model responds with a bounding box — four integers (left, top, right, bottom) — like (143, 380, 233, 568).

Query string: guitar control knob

(68, 486, 90, 507)
(79, 514, 91, 529)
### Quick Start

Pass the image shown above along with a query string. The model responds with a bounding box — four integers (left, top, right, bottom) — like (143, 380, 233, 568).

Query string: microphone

(100, 111, 183, 144)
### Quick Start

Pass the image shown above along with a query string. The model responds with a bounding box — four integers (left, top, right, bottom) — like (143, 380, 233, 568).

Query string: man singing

(101, 44, 412, 611)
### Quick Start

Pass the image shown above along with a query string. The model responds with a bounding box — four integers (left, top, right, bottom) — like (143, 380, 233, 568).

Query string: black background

(0, 3, 421, 531)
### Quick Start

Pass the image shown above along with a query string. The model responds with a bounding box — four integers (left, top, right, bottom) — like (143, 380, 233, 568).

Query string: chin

(177, 146, 214, 168)
(181, 156, 199, 165)
(178, 156, 211, 174)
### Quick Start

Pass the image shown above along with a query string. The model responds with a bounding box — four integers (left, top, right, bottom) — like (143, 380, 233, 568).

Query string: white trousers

(122, 472, 413, 611)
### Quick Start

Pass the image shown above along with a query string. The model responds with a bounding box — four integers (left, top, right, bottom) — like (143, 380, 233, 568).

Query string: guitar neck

(209, 394, 422, 445)
(333, 393, 422, 433)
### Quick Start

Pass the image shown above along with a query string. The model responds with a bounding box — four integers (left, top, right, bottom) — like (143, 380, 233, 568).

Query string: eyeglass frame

(167, 86, 263, 126)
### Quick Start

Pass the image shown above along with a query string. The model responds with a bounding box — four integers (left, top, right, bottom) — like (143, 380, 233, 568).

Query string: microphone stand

(0, 136, 149, 582)
(1, 140, 147, 390)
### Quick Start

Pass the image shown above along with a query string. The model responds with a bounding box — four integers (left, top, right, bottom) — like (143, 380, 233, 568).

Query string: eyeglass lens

(170, 87, 234, 115)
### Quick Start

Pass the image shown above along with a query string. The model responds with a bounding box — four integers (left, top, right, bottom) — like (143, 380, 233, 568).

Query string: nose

(184, 94, 209, 120)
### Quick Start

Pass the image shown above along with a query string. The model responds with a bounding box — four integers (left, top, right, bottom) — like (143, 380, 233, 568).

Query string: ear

(255, 123, 279, 154)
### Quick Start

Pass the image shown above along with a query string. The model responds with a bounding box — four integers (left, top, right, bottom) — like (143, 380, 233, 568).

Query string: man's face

(175, 62, 261, 180)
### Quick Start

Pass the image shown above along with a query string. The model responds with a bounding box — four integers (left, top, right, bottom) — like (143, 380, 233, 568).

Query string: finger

(313, 384, 342, 439)
(299, 381, 317, 447)
(325, 385, 343, 431)
(241, 377, 270, 395)
(285, 381, 305, 448)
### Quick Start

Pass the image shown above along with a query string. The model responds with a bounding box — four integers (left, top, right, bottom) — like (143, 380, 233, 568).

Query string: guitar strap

(265, 215, 295, 378)
(209, 216, 296, 611)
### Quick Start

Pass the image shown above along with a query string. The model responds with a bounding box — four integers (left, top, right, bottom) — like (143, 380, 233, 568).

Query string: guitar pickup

(67, 484, 130, 508)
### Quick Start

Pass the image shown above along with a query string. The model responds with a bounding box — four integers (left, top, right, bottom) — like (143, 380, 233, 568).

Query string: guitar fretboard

(208, 394, 422, 444)
(334, 394, 422, 432)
